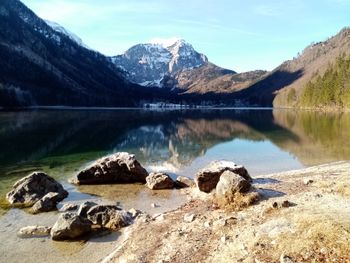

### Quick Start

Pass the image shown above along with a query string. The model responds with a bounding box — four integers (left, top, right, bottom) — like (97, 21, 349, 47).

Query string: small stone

(175, 176, 195, 188)
(303, 178, 314, 185)
(31, 192, 61, 213)
(272, 202, 278, 209)
(151, 203, 158, 208)
(18, 226, 51, 238)
(221, 235, 228, 243)
(281, 200, 291, 208)
(204, 221, 211, 228)
(128, 208, 142, 219)
(184, 213, 195, 223)
(280, 254, 294, 263)
(213, 218, 227, 227)
(60, 203, 78, 212)
(320, 247, 328, 254)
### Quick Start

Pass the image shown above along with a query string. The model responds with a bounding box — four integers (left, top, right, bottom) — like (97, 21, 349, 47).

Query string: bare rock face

(60, 203, 78, 212)
(6, 172, 68, 205)
(51, 212, 92, 241)
(146, 172, 174, 190)
(215, 171, 251, 198)
(31, 192, 61, 214)
(195, 161, 251, 193)
(74, 152, 148, 185)
(175, 176, 195, 188)
(86, 205, 132, 230)
(18, 226, 51, 238)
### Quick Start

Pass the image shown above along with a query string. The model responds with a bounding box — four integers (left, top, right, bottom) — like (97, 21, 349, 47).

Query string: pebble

(303, 178, 314, 185)
(184, 213, 195, 223)
(280, 254, 294, 263)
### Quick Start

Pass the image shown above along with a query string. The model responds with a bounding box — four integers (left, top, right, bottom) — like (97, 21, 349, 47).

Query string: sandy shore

(102, 161, 350, 263)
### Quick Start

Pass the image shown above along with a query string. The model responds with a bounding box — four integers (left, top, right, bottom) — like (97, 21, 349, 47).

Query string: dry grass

(314, 179, 350, 197)
(214, 189, 260, 211)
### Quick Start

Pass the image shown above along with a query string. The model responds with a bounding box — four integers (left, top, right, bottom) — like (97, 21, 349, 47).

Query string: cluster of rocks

(18, 202, 138, 241)
(6, 172, 68, 213)
(73, 152, 195, 190)
(6, 152, 256, 242)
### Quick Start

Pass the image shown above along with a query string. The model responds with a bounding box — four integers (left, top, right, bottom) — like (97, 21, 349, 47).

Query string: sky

(21, 0, 350, 72)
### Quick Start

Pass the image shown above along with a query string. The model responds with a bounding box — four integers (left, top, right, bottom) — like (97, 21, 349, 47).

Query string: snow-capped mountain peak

(111, 40, 208, 87)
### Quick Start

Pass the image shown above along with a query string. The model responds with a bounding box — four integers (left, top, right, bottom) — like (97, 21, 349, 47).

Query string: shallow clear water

(1, 108, 350, 262)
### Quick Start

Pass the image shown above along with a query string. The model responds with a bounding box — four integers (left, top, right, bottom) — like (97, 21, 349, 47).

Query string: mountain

(111, 39, 208, 87)
(233, 27, 350, 107)
(112, 39, 267, 97)
(0, 0, 168, 108)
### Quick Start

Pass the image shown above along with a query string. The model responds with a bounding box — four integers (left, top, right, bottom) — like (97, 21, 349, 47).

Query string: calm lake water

(1, 108, 350, 262)
(1, 109, 350, 199)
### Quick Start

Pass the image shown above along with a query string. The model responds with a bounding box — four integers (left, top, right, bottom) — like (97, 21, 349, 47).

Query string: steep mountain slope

(0, 0, 161, 107)
(111, 40, 208, 87)
(174, 63, 267, 94)
(235, 27, 350, 107)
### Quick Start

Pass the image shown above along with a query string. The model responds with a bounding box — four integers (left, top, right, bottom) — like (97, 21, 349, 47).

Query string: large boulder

(146, 172, 174, 190)
(31, 192, 61, 214)
(216, 171, 251, 198)
(86, 205, 132, 230)
(50, 212, 92, 241)
(195, 161, 251, 193)
(6, 172, 68, 205)
(74, 152, 148, 185)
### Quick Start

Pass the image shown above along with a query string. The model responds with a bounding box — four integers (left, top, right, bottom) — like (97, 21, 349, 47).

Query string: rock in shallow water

(77, 201, 98, 218)
(195, 161, 251, 193)
(74, 152, 148, 185)
(86, 205, 132, 230)
(31, 192, 61, 214)
(6, 172, 68, 205)
(146, 172, 174, 190)
(51, 212, 92, 241)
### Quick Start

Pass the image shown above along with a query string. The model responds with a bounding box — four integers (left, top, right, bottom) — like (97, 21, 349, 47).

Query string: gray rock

(195, 161, 251, 193)
(31, 192, 61, 213)
(175, 176, 195, 188)
(86, 205, 132, 230)
(146, 172, 174, 190)
(6, 172, 68, 205)
(60, 203, 78, 212)
(50, 212, 92, 241)
(77, 201, 98, 218)
(18, 225, 51, 238)
(215, 171, 251, 198)
(128, 208, 142, 219)
(74, 152, 148, 184)
(280, 254, 294, 263)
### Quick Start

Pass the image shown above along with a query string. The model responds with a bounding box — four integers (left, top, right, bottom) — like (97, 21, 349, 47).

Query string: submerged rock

(195, 161, 251, 193)
(175, 176, 195, 188)
(146, 172, 174, 190)
(31, 192, 61, 214)
(216, 171, 251, 198)
(51, 212, 92, 241)
(6, 172, 68, 205)
(74, 152, 148, 185)
(86, 205, 132, 230)
(18, 225, 51, 238)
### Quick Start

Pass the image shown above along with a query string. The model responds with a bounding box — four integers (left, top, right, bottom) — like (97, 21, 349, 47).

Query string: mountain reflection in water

(0, 109, 349, 195)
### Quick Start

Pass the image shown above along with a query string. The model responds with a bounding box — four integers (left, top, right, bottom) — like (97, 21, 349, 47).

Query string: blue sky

(21, 0, 350, 72)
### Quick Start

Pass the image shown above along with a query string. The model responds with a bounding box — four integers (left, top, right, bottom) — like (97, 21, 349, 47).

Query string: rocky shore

(3, 152, 350, 262)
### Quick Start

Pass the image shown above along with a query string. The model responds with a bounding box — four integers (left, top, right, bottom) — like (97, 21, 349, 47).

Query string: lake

(1, 108, 350, 262)
(1, 108, 350, 204)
